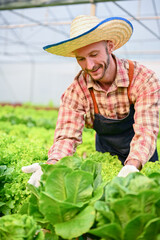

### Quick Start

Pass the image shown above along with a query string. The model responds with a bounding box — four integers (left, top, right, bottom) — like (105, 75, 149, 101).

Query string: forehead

(74, 40, 106, 56)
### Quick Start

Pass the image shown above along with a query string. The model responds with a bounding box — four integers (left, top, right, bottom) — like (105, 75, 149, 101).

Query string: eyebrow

(75, 55, 84, 59)
(76, 50, 99, 59)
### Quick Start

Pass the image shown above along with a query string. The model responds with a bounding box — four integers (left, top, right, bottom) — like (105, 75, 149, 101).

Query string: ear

(107, 41, 115, 54)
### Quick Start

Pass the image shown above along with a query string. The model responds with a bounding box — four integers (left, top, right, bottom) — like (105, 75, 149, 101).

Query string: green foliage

(0, 121, 53, 215)
(22, 159, 160, 240)
(0, 104, 123, 215)
(0, 214, 44, 240)
(0, 105, 58, 129)
(76, 128, 95, 157)
(0, 165, 14, 211)
(85, 152, 122, 182)
(22, 155, 103, 239)
(0, 104, 160, 239)
(141, 161, 160, 176)
(89, 172, 160, 240)
(0, 105, 58, 215)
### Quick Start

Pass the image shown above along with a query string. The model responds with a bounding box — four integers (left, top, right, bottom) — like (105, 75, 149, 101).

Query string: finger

(28, 174, 40, 187)
(28, 169, 43, 187)
(22, 163, 40, 173)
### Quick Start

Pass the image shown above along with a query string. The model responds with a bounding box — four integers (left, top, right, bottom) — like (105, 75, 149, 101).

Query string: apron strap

(89, 60, 134, 114)
(127, 60, 134, 104)
(89, 87, 99, 114)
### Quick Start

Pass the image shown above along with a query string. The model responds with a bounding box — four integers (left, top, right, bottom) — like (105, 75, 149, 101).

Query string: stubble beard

(86, 49, 110, 82)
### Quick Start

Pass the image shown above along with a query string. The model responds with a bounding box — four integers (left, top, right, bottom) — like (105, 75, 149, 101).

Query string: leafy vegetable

(0, 104, 160, 239)
(54, 205, 95, 239)
(23, 155, 104, 239)
(89, 172, 160, 240)
(0, 214, 44, 240)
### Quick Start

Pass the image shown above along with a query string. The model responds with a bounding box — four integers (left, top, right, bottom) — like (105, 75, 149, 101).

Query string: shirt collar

(115, 55, 130, 88)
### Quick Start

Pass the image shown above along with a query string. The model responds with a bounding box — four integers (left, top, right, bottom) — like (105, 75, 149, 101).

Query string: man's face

(75, 41, 111, 83)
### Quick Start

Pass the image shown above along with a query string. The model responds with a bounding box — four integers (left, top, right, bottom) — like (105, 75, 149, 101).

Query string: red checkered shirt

(48, 56, 160, 166)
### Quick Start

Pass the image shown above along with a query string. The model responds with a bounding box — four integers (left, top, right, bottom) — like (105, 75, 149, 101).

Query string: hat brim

(43, 17, 133, 57)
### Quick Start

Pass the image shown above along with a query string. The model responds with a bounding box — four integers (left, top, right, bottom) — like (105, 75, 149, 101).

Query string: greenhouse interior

(0, 0, 160, 239)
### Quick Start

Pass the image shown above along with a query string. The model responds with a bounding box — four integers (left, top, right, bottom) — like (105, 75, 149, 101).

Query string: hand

(22, 163, 43, 187)
(117, 165, 139, 177)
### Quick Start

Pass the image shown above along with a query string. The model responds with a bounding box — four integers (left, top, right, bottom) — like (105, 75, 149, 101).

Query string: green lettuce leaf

(123, 213, 156, 240)
(39, 192, 82, 224)
(54, 205, 95, 239)
(148, 172, 160, 185)
(55, 155, 82, 169)
(94, 200, 115, 225)
(0, 214, 44, 240)
(138, 217, 160, 240)
(89, 223, 122, 240)
(65, 170, 93, 204)
(44, 167, 72, 201)
(110, 190, 160, 227)
(128, 175, 158, 193)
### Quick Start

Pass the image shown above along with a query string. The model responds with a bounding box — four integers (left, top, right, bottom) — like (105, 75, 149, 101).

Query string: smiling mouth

(92, 68, 99, 73)
(89, 66, 101, 74)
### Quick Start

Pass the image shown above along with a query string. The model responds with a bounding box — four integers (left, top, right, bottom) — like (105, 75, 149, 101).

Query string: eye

(90, 52, 98, 57)
(76, 57, 85, 62)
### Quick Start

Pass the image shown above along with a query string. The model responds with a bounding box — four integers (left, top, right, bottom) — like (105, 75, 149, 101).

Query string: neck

(99, 55, 117, 91)
(99, 82, 112, 91)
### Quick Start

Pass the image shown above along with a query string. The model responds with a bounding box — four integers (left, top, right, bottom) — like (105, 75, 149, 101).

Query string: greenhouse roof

(0, 0, 130, 10)
(0, 0, 160, 63)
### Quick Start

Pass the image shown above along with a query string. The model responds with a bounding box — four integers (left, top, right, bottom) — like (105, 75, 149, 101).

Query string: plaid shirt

(48, 56, 160, 166)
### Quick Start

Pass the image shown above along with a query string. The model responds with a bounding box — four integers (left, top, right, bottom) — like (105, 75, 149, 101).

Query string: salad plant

(21, 157, 160, 240)
(0, 104, 160, 239)
(89, 172, 160, 240)
(0, 105, 58, 129)
(0, 214, 44, 240)
(21, 155, 104, 239)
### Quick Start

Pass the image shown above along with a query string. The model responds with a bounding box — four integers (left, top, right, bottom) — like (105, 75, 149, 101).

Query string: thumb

(22, 163, 41, 173)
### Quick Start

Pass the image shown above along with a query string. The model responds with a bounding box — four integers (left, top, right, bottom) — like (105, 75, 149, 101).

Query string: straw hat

(43, 15, 133, 57)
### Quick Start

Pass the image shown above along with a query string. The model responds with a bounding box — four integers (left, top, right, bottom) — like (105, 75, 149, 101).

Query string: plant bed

(19, 155, 160, 240)
(0, 104, 160, 239)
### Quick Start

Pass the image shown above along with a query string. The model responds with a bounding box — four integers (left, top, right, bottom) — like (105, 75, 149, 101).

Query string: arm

(125, 68, 160, 169)
(47, 81, 86, 163)
(22, 86, 86, 185)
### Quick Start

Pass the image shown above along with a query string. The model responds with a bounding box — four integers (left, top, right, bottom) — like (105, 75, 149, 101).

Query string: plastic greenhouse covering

(0, 0, 160, 106)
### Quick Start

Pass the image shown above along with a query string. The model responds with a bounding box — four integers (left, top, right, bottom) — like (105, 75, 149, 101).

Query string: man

(22, 15, 160, 187)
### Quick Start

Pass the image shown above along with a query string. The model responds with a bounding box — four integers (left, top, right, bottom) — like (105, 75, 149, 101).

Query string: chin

(92, 74, 105, 82)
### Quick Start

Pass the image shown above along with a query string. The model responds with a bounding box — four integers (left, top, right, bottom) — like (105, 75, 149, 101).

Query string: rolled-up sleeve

(48, 79, 86, 161)
(125, 69, 160, 166)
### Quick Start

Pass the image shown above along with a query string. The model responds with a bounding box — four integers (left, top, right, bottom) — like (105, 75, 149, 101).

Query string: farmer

(22, 15, 160, 187)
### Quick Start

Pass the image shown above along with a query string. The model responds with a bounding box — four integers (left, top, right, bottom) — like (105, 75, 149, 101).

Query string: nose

(85, 58, 94, 70)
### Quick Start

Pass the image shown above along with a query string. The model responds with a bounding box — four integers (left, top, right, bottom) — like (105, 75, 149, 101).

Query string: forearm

(47, 102, 85, 163)
(125, 159, 142, 170)
(125, 125, 158, 168)
(126, 89, 159, 168)
(47, 138, 82, 162)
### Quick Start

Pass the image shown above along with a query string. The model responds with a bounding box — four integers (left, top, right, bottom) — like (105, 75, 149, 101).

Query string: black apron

(89, 60, 158, 165)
